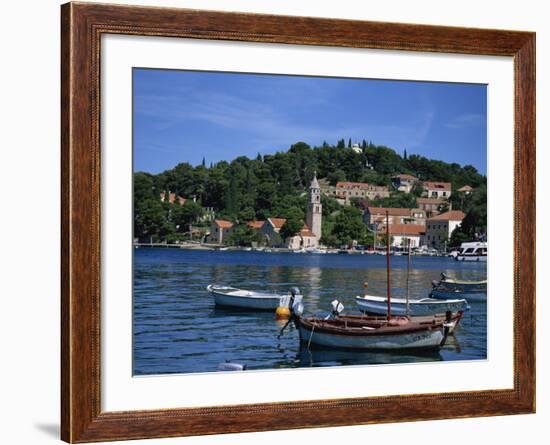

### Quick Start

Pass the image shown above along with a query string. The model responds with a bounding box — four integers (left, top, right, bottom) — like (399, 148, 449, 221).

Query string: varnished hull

(294, 317, 448, 350)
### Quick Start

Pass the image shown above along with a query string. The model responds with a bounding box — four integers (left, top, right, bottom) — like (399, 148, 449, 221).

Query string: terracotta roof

(428, 210, 465, 221)
(422, 181, 451, 191)
(367, 207, 412, 217)
(268, 217, 287, 229)
(213, 219, 234, 229)
(392, 174, 418, 180)
(299, 224, 317, 238)
(417, 197, 444, 205)
(458, 185, 474, 192)
(389, 224, 426, 235)
(246, 220, 264, 229)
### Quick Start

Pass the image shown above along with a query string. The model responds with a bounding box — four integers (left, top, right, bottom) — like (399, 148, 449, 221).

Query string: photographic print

(132, 68, 488, 376)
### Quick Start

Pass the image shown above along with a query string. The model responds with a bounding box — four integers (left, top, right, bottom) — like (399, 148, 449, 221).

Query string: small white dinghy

(355, 294, 469, 317)
(207, 284, 302, 310)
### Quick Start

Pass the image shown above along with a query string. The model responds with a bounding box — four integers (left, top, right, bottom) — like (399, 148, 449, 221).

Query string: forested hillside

(134, 140, 486, 246)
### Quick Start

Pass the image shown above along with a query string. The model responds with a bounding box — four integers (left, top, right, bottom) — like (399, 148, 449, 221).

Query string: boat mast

(406, 238, 411, 316)
(386, 211, 391, 319)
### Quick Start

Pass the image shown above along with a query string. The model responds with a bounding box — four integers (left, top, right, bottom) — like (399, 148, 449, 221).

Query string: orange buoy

(275, 306, 291, 320)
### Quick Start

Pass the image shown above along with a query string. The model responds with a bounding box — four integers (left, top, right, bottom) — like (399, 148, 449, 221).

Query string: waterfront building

(389, 224, 426, 248)
(391, 174, 418, 193)
(424, 210, 465, 250)
(421, 181, 452, 199)
(206, 219, 234, 244)
(246, 220, 264, 231)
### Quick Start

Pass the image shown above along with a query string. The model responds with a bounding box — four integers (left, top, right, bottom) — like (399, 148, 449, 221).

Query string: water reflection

(133, 249, 487, 375)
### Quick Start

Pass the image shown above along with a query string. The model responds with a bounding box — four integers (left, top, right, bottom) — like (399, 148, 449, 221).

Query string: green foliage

(449, 185, 487, 246)
(280, 207, 304, 240)
(329, 206, 365, 247)
(228, 224, 257, 246)
(134, 138, 486, 244)
(172, 201, 204, 231)
(370, 191, 416, 209)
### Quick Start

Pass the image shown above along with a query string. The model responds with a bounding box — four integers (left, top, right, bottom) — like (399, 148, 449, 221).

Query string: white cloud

(445, 113, 484, 129)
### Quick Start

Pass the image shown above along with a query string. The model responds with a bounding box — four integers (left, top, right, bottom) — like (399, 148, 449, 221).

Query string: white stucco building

(424, 210, 465, 250)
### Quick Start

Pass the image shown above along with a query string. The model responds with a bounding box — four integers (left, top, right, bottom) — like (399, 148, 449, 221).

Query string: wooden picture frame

(61, 2, 535, 442)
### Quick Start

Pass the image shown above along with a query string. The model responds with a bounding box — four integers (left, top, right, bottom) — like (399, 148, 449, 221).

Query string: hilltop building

(421, 181, 452, 199)
(391, 174, 418, 193)
(457, 185, 474, 195)
(424, 210, 465, 250)
(160, 191, 186, 205)
(319, 180, 390, 205)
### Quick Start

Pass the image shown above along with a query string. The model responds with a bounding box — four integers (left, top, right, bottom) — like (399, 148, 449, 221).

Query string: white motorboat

(455, 241, 487, 262)
(207, 284, 302, 310)
(355, 294, 469, 317)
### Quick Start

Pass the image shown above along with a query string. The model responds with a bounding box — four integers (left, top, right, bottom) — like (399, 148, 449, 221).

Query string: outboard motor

(326, 299, 344, 319)
(278, 287, 302, 338)
(431, 279, 440, 289)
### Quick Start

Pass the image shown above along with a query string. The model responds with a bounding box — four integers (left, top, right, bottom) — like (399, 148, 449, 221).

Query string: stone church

(286, 173, 323, 249)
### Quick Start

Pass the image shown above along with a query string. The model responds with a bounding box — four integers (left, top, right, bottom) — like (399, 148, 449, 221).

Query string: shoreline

(133, 242, 458, 257)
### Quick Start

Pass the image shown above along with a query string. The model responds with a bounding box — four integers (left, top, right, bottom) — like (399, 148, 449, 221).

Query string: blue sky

(133, 68, 487, 174)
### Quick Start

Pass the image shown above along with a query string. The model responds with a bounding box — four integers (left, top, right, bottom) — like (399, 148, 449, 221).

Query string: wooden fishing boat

(207, 284, 302, 310)
(292, 313, 452, 350)
(355, 294, 468, 317)
(336, 311, 464, 335)
(430, 273, 487, 302)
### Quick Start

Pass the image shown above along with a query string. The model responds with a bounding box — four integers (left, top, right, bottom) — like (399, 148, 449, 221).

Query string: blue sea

(133, 249, 487, 375)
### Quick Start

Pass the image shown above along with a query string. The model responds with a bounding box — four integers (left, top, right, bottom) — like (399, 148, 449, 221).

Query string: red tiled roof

(214, 219, 234, 229)
(299, 224, 316, 238)
(422, 181, 451, 191)
(268, 217, 287, 229)
(428, 210, 465, 221)
(389, 224, 426, 235)
(246, 221, 264, 229)
(367, 207, 412, 217)
(417, 197, 444, 205)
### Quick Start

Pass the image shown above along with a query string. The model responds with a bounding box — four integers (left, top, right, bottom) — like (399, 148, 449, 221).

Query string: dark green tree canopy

(134, 138, 486, 245)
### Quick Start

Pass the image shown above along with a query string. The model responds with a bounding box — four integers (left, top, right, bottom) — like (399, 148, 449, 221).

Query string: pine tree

(403, 149, 408, 160)
(348, 138, 352, 148)
(201, 157, 206, 167)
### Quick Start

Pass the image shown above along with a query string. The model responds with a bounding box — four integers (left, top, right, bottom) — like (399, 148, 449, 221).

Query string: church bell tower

(306, 172, 322, 239)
